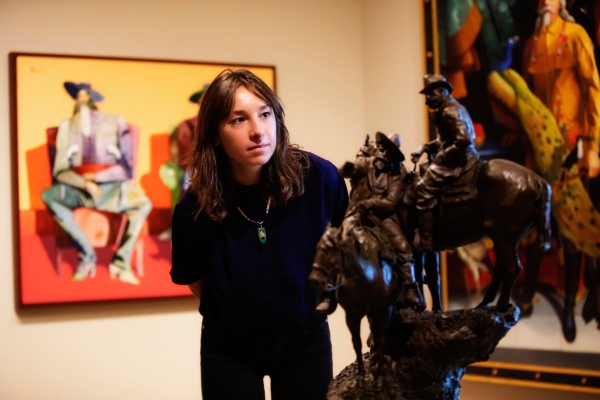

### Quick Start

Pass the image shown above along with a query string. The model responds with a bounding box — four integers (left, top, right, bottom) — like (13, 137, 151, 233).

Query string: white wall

(361, 0, 428, 154)
(0, 1, 425, 399)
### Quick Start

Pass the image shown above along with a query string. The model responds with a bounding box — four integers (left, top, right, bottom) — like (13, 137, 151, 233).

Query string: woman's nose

(249, 118, 264, 139)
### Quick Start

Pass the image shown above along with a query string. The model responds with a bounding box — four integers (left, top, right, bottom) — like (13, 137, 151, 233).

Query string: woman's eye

(261, 111, 271, 118)
(231, 117, 244, 124)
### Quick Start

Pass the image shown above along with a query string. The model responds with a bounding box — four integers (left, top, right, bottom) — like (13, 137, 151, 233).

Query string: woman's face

(217, 86, 277, 183)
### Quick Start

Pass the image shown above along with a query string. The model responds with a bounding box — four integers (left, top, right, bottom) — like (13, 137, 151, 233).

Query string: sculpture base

(328, 305, 520, 400)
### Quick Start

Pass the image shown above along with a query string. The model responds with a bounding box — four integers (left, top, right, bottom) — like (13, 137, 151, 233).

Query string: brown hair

(186, 68, 308, 222)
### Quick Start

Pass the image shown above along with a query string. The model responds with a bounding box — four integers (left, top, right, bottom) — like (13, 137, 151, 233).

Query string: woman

(170, 69, 348, 400)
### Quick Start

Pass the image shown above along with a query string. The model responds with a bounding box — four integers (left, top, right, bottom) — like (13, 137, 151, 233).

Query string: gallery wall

(0, 0, 426, 398)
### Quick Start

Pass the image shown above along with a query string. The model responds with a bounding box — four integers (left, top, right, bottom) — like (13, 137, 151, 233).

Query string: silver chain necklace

(236, 197, 271, 244)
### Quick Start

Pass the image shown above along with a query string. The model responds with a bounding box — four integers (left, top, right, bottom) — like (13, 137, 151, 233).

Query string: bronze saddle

(403, 155, 485, 208)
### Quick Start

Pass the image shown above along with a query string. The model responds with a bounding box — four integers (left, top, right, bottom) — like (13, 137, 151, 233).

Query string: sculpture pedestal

(328, 306, 520, 400)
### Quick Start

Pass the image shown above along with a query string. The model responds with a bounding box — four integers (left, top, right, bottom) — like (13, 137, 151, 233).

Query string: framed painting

(9, 52, 276, 307)
(422, 0, 600, 395)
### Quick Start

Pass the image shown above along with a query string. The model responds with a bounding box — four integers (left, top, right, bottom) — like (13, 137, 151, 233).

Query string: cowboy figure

(358, 133, 422, 308)
(42, 82, 152, 284)
(411, 75, 478, 252)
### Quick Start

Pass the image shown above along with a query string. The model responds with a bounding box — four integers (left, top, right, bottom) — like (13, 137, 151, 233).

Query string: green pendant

(257, 226, 267, 244)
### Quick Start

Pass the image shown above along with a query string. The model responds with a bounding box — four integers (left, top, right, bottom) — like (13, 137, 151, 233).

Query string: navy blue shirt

(170, 152, 348, 331)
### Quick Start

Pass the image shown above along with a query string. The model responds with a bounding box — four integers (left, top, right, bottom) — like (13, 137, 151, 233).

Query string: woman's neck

(231, 165, 263, 186)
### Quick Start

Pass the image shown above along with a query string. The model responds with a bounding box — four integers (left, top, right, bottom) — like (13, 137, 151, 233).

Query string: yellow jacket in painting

(524, 16, 600, 154)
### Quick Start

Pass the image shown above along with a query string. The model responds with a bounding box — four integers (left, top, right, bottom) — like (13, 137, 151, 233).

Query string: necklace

(237, 197, 271, 244)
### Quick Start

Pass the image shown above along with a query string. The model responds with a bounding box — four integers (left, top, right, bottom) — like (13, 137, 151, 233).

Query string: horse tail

(536, 180, 552, 251)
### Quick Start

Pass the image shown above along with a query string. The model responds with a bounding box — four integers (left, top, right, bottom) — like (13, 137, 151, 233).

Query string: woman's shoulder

(174, 192, 205, 223)
(302, 150, 340, 180)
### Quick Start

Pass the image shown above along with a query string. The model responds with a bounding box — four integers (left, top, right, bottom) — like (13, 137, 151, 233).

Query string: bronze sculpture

(310, 74, 554, 399)
(310, 133, 421, 377)
(407, 74, 552, 309)
(311, 222, 398, 377)
(347, 133, 423, 308)
(411, 75, 479, 253)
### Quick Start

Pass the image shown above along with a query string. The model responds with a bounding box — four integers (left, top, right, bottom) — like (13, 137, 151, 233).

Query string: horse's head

(338, 135, 378, 179)
(309, 223, 342, 292)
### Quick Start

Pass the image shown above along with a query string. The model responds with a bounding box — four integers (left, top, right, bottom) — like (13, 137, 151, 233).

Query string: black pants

(200, 318, 333, 400)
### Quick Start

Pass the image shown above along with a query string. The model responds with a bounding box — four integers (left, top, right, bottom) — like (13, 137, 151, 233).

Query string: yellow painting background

(15, 55, 275, 210)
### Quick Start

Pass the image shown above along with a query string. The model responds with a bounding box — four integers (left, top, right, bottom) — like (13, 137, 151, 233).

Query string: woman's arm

(188, 279, 204, 300)
(170, 194, 207, 286)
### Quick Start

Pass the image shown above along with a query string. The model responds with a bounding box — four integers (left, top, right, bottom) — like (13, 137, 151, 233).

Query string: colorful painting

(10, 53, 276, 306)
(422, 0, 600, 395)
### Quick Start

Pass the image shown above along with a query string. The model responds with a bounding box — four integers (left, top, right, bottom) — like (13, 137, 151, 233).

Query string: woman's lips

(248, 143, 269, 151)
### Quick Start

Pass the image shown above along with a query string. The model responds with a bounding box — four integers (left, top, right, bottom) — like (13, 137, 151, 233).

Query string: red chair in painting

(45, 126, 145, 277)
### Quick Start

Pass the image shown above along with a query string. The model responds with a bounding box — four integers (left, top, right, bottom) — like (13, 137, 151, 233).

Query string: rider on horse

(315, 133, 423, 312)
(411, 75, 479, 252)
(357, 132, 423, 308)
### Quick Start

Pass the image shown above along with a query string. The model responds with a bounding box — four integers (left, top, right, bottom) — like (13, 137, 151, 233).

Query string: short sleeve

(331, 168, 349, 227)
(170, 194, 207, 285)
(308, 152, 349, 227)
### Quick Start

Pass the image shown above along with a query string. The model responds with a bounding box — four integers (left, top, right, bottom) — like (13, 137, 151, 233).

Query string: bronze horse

(309, 138, 405, 376)
(338, 137, 552, 310)
(399, 156, 552, 309)
(309, 137, 552, 377)
(309, 215, 400, 377)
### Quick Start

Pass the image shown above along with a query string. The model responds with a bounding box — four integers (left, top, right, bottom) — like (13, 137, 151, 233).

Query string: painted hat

(419, 74, 453, 94)
(189, 83, 210, 103)
(64, 82, 104, 102)
(375, 132, 405, 163)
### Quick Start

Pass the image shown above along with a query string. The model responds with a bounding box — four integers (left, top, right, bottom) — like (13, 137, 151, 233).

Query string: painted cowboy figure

(42, 82, 152, 284)
(160, 83, 211, 209)
(411, 74, 478, 252)
(158, 84, 210, 240)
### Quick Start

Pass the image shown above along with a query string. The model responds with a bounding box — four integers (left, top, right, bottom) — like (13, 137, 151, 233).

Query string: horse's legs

(478, 239, 513, 308)
(478, 245, 504, 307)
(562, 248, 582, 343)
(346, 312, 364, 377)
(424, 251, 442, 311)
(368, 308, 391, 377)
(496, 240, 522, 310)
(519, 241, 543, 317)
(414, 251, 425, 297)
